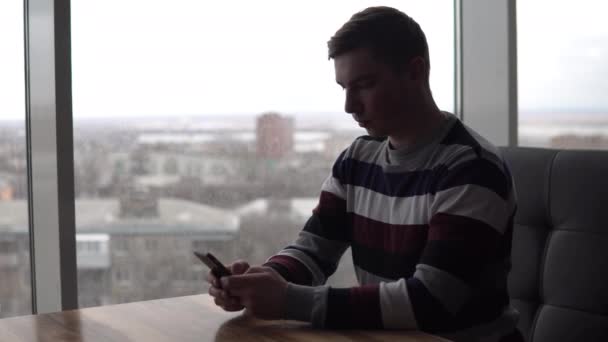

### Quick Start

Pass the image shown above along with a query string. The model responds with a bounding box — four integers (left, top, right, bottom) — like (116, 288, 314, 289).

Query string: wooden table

(0, 295, 449, 341)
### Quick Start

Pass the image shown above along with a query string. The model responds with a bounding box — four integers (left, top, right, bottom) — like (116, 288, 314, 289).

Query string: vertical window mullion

(457, 0, 518, 146)
(25, 0, 77, 314)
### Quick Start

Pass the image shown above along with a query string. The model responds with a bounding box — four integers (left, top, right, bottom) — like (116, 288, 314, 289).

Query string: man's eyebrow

(336, 74, 375, 88)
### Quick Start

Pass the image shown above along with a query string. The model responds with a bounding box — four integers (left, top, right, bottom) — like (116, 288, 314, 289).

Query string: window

(71, 0, 454, 308)
(0, 1, 32, 318)
(518, 0, 608, 150)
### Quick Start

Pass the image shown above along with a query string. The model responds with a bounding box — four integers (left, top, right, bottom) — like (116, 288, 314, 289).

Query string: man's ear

(407, 56, 427, 82)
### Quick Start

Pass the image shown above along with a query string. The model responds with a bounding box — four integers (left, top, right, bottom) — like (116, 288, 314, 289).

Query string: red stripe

(351, 213, 428, 254)
(313, 191, 346, 216)
(349, 285, 383, 328)
(266, 255, 312, 285)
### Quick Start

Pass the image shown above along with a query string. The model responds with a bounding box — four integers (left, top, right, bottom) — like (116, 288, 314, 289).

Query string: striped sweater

(264, 113, 518, 339)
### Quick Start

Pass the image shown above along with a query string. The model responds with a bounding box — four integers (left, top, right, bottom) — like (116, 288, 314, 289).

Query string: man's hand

(207, 260, 250, 312)
(221, 266, 288, 320)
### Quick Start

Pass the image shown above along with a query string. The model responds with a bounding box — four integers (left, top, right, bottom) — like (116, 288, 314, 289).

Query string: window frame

(25, 0, 77, 313)
(24, 0, 517, 313)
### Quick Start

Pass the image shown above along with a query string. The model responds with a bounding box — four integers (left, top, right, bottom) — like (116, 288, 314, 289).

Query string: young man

(208, 6, 520, 341)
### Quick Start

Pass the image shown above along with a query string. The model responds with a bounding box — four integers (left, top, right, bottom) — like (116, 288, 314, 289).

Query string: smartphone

(194, 251, 232, 279)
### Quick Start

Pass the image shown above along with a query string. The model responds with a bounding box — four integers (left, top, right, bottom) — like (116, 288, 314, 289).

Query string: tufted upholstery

(500, 147, 608, 342)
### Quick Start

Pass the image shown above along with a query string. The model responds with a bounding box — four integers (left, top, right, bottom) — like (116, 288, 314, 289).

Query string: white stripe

(431, 184, 513, 233)
(379, 278, 419, 330)
(294, 231, 349, 269)
(320, 175, 346, 199)
(355, 265, 394, 285)
(346, 183, 512, 231)
(276, 249, 326, 286)
(348, 185, 431, 225)
(413, 264, 472, 315)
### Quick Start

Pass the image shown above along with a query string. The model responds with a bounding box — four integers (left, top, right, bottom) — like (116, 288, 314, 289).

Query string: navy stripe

(331, 149, 348, 180)
(437, 157, 510, 199)
(284, 245, 338, 279)
(339, 158, 444, 197)
(336, 156, 510, 200)
(264, 255, 313, 286)
(502, 160, 515, 193)
(302, 213, 351, 243)
(424, 213, 504, 283)
(409, 277, 509, 332)
(325, 288, 352, 328)
(497, 214, 515, 259)
(457, 289, 510, 326)
(351, 243, 421, 280)
(325, 285, 383, 329)
(440, 120, 482, 154)
(407, 277, 458, 332)
(420, 240, 496, 283)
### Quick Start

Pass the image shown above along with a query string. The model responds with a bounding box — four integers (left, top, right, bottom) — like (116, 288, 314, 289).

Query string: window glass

(518, 0, 608, 149)
(0, 1, 32, 318)
(72, 0, 454, 307)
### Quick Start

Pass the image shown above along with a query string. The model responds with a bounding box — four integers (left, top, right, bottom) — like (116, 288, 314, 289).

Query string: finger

(244, 266, 264, 274)
(208, 285, 219, 297)
(205, 271, 218, 287)
(213, 294, 244, 312)
(221, 273, 265, 294)
(208, 286, 228, 299)
(213, 295, 225, 307)
(231, 260, 250, 275)
(223, 302, 245, 312)
(224, 297, 245, 311)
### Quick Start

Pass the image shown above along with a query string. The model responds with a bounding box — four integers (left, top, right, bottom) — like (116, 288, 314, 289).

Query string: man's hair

(328, 6, 430, 76)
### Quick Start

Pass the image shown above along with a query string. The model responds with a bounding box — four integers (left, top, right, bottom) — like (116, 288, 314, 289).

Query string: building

(0, 194, 240, 316)
(256, 112, 294, 159)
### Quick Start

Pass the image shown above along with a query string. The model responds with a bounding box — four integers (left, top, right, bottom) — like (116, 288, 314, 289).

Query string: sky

(1, 0, 607, 121)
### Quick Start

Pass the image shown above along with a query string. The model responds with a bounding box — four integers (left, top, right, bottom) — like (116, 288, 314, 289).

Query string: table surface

(0, 295, 450, 342)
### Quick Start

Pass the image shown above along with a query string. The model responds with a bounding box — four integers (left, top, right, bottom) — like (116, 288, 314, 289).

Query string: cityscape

(1, 110, 607, 318)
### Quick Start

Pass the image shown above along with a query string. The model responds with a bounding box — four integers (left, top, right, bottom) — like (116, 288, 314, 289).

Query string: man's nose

(344, 90, 361, 114)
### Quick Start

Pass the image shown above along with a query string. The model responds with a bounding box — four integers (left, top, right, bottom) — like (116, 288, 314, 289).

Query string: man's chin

(364, 129, 389, 140)
(365, 128, 381, 137)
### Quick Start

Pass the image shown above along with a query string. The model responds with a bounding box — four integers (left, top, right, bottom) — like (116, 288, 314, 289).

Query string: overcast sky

(1, 0, 607, 121)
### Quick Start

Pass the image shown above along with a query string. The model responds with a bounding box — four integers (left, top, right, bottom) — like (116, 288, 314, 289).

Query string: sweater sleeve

(263, 149, 351, 286)
(281, 156, 517, 332)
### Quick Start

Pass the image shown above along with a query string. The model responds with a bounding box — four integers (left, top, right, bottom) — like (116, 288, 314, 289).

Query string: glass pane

(71, 0, 454, 307)
(518, 0, 608, 149)
(0, 1, 32, 317)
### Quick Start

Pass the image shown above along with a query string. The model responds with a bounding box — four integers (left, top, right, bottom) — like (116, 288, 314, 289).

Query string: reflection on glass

(71, 0, 454, 307)
(0, 1, 32, 318)
(518, 0, 608, 150)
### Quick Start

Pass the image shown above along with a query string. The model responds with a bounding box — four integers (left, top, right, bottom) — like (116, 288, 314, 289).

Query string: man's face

(334, 47, 418, 138)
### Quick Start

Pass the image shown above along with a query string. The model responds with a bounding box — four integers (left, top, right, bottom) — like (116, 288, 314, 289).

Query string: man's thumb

(231, 260, 250, 275)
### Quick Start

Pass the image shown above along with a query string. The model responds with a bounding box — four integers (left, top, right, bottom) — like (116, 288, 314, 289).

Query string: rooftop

(0, 197, 239, 236)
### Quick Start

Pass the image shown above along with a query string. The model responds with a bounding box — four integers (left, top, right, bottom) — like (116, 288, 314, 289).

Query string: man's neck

(388, 106, 445, 150)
